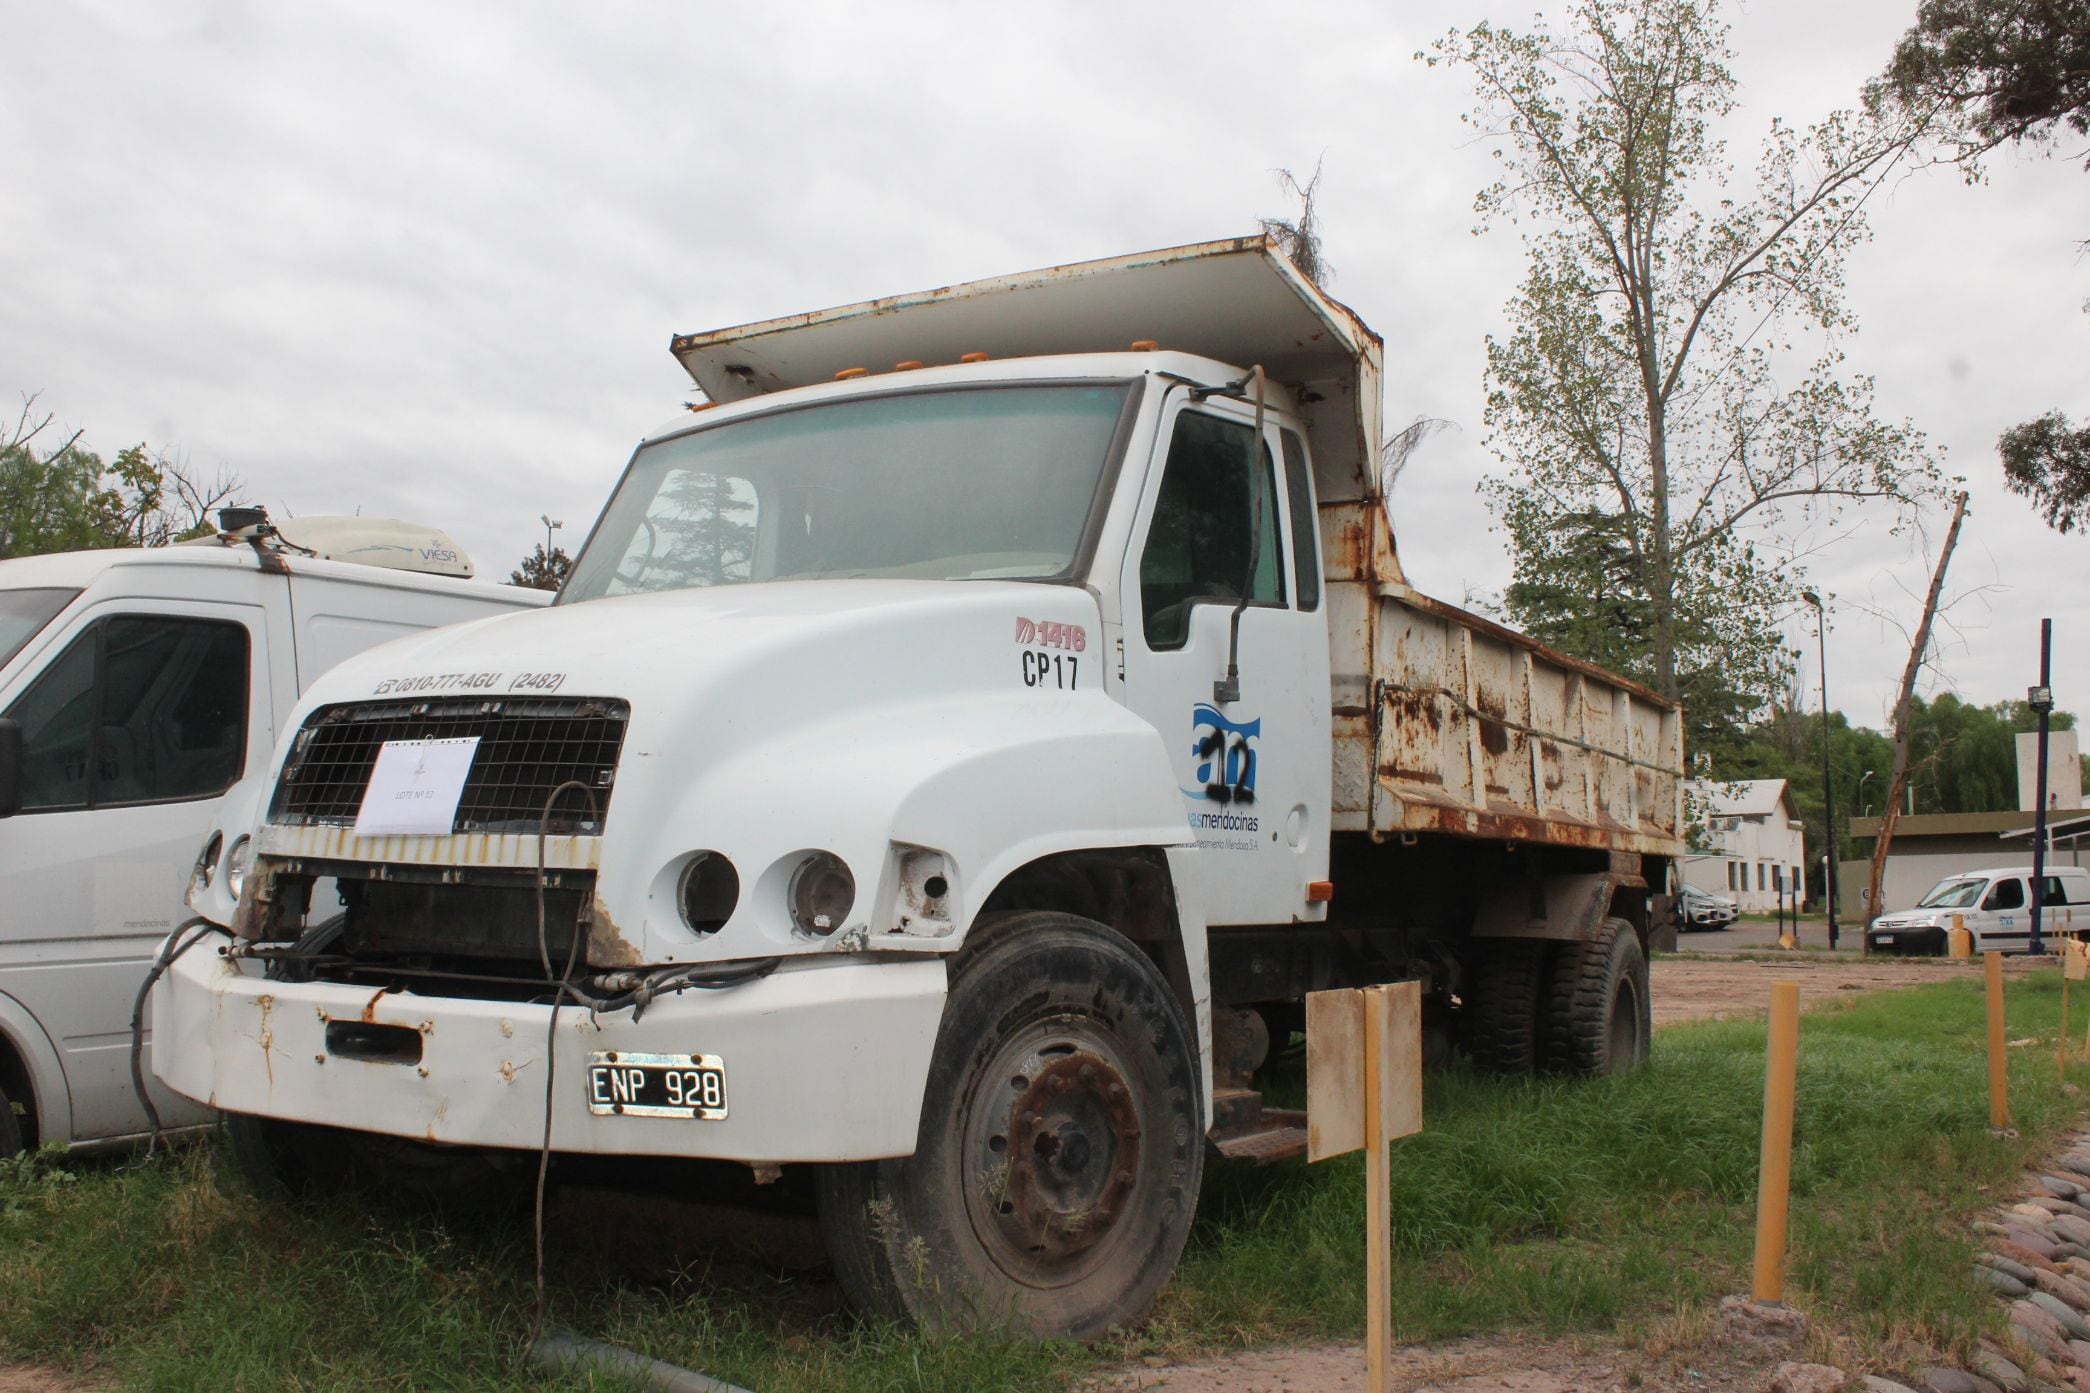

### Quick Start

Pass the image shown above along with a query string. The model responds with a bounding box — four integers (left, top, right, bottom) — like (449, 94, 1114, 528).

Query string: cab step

(1209, 1100, 1309, 1165)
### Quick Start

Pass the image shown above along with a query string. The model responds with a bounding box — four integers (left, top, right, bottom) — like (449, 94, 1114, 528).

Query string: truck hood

(253, 579, 1188, 965)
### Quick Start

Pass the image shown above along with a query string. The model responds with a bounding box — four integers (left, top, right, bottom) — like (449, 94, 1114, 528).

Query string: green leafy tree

(1424, 0, 1945, 716)
(510, 543, 572, 591)
(1873, 0, 2090, 539)
(0, 395, 234, 558)
(1877, 0, 2090, 165)
(1999, 410, 2090, 534)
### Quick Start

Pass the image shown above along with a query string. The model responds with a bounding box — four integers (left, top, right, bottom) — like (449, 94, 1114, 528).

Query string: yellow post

(1362, 988, 1390, 1393)
(1752, 981, 1801, 1304)
(1987, 950, 2011, 1131)
(1950, 914, 1973, 958)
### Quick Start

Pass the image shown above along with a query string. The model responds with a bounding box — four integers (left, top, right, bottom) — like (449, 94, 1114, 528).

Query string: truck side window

(2041, 876, 2074, 906)
(1985, 878, 2026, 912)
(3, 616, 249, 810)
(1140, 412, 1284, 650)
(1280, 431, 1320, 612)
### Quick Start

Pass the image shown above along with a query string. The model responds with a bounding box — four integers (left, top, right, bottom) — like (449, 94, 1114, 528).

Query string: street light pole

(540, 514, 563, 558)
(1804, 591, 1839, 949)
(2030, 618, 2055, 955)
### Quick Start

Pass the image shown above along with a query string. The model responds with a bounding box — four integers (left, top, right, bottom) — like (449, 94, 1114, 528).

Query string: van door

(0, 600, 268, 1143)
(1977, 875, 2029, 952)
(1116, 399, 1331, 925)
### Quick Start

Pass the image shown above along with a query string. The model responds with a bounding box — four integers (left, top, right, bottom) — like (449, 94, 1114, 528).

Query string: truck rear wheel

(1543, 918, 1649, 1076)
(815, 912, 1203, 1340)
(1462, 939, 1547, 1072)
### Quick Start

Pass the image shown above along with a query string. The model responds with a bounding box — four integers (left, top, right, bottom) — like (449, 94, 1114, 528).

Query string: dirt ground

(1651, 952, 2013, 1028)
(1095, 1326, 1803, 1393)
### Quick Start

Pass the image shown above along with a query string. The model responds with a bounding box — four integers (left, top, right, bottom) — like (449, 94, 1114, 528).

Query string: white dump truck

(157, 238, 1683, 1338)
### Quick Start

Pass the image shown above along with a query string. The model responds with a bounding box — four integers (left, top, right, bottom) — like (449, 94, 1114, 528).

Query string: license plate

(585, 1051, 728, 1120)
(1876, 935, 1895, 945)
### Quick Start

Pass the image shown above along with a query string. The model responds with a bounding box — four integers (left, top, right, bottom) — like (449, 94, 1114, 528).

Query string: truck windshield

(0, 588, 78, 668)
(1916, 877, 1985, 909)
(563, 383, 1131, 602)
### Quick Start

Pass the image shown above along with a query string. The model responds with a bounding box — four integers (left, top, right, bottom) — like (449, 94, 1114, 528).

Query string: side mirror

(0, 718, 20, 819)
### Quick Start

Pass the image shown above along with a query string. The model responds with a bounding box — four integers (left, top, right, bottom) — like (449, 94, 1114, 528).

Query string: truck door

(1117, 398, 1331, 925)
(0, 600, 268, 1142)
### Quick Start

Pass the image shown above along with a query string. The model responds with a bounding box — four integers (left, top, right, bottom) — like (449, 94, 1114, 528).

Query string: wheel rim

(1608, 974, 1642, 1066)
(960, 1020, 1144, 1289)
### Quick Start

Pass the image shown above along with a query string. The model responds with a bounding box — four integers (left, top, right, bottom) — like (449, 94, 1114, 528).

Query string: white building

(1683, 778, 1809, 913)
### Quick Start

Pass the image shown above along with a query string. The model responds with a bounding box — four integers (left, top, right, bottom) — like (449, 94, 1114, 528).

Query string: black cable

(127, 918, 222, 1164)
(530, 779, 599, 1349)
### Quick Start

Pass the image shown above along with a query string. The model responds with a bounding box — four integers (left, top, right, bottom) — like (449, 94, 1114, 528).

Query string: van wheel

(1543, 918, 1650, 1076)
(1462, 939, 1547, 1072)
(0, 1082, 23, 1160)
(815, 912, 1203, 1340)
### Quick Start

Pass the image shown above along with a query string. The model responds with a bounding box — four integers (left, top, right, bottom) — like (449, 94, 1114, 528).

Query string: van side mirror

(0, 718, 20, 818)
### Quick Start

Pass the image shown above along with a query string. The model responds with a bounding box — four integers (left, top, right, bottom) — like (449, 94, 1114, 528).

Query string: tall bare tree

(1425, 0, 1948, 719)
(1865, 490, 1971, 925)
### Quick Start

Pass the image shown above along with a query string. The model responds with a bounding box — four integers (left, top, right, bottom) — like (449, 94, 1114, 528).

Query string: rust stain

(587, 895, 644, 968)
(256, 993, 275, 1090)
(360, 985, 396, 1025)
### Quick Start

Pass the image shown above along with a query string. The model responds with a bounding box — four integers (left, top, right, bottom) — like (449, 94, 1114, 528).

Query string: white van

(1865, 865, 2090, 955)
(0, 515, 548, 1156)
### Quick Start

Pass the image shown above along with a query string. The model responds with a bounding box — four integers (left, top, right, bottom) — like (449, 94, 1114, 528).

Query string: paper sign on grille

(353, 737, 480, 836)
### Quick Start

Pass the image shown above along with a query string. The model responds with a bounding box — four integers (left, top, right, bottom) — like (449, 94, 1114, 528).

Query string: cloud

(2, 0, 2084, 727)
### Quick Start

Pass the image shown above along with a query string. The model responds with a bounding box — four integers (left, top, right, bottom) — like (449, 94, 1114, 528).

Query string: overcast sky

(4, 0, 2085, 737)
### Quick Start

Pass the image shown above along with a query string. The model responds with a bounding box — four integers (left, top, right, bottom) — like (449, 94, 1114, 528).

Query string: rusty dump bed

(671, 236, 1684, 861)
(1330, 583, 1683, 856)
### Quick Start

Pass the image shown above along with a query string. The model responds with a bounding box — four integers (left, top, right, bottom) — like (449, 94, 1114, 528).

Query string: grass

(4, 974, 2087, 1391)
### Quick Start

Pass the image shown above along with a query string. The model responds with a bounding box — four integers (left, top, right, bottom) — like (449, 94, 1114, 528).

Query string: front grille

(268, 696, 628, 834)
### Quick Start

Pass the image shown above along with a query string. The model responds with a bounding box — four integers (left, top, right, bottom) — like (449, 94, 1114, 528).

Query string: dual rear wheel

(1463, 918, 1649, 1076)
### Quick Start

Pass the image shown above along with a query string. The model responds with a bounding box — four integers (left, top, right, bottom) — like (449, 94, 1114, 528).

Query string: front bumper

(1866, 925, 1945, 955)
(152, 933, 947, 1163)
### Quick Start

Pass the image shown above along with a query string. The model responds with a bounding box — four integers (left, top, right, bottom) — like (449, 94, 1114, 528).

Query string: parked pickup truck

(159, 237, 1683, 1338)
(0, 513, 546, 1159)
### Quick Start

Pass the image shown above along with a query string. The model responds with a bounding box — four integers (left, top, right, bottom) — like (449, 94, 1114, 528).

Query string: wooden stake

(1363, 987, 1390, 1393)
(1752, 981, 1800, 1303)
(2064, 974, 2071, 1078)
(1987, 951, 2011, 1131)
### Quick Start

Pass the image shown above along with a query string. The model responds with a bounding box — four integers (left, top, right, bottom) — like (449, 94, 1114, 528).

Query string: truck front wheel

(815, 912, 1203, 1340)
(1543, 918, 1650, 1076)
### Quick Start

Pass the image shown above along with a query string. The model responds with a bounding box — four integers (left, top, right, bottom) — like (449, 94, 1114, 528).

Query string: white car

(0, 514, 546, 1158)
(1680, 885, 1739, 931)
(1865, 866, 2090, 955)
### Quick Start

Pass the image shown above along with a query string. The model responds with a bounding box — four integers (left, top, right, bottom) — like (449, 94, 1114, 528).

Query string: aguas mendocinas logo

(1190, 703, 1259, 804)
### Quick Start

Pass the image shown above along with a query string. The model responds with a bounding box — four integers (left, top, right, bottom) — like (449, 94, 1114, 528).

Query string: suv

(1866, 866, 2090, 955)
(1680, 884, 1739, 931)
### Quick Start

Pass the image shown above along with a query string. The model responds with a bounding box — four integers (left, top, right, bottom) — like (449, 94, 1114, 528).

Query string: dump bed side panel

(1331, 584, 1683, 859)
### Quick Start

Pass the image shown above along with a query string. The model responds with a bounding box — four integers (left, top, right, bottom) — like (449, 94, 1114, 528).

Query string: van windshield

(0, 588, 78, 668)
(1916, 877, 1986, 909)
(562, 383, 1132, 603)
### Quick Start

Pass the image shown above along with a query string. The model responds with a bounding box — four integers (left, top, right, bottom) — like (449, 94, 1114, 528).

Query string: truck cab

(0, 517, 546, 1156)
(157, 239, 1681, 1339)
